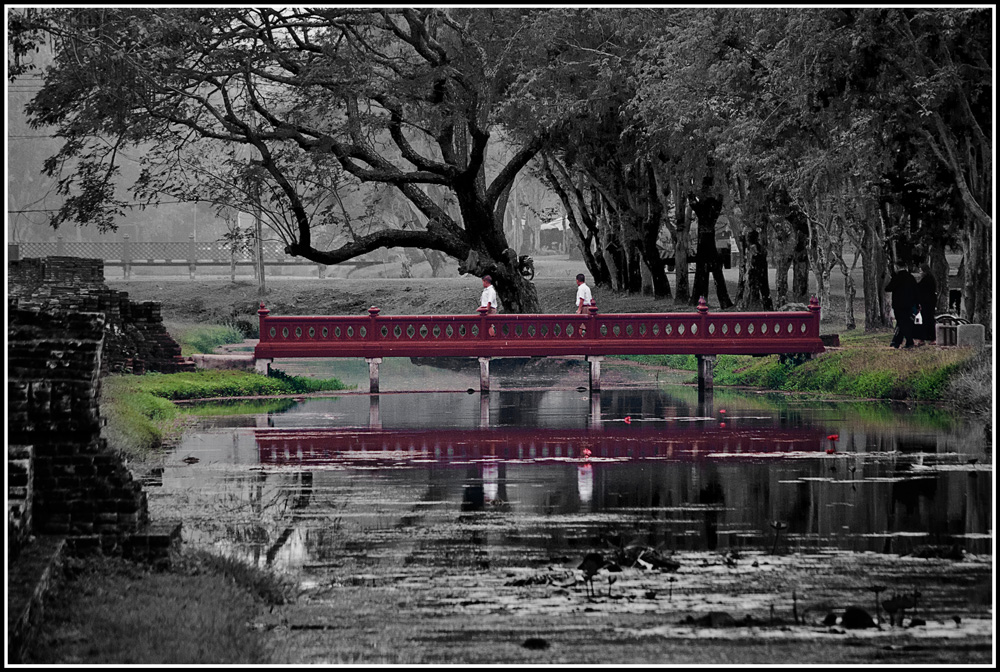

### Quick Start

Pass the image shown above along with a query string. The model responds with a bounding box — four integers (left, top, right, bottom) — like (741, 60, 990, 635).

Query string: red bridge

(254, 426, 830, 467)
(253, 296, 824, 394)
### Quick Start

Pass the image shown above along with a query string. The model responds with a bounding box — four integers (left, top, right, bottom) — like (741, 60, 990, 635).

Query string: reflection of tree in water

(699, 474, 725, 551)
(603, 389, 680, 420)
(496, 390, 549, 426)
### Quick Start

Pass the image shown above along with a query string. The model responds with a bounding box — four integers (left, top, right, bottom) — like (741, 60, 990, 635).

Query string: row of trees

(8, 8, 991, 328)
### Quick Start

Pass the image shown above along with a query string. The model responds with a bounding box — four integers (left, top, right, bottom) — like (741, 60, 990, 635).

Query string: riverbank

(108, 276, 991, 415)
(100, 369, 351, 458)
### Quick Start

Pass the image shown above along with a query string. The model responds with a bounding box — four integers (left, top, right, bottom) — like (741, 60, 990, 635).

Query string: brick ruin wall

(8, 256, 195, 374)
(7, 257, 190, 560)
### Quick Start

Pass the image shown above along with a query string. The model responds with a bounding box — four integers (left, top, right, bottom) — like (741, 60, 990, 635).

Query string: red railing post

(258, 301, 270, 341)
(477, 305, 490, 339)
(808, 295, 821, 335)
(697, 295, 709, 337)
(588, 301, 598, 339)
(368, 306, 380, 341)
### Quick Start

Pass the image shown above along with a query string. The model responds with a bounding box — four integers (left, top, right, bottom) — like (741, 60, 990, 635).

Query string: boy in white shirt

(575, 273, 593, 313)
(480, 275, 498, 314)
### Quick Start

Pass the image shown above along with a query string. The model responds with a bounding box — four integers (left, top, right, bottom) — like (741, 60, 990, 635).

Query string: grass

(946, 348, 993, 415)
(101, 368, 351, 457)
(710, 330, 977, 401)
(168, 321, 248, 356)
(27, 551, 288, 665)
(610, 330, 984, 405)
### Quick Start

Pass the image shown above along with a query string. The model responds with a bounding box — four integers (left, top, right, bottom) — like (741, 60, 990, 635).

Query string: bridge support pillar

(366, 357, 382, 394)
(254, 358, 272, 375)
(586, 355, 605, 392)
(697, 354, 716, 404)
(480, 393, 490, 428)
(369, 395, 381, 430)
(589, 391, 602, 430)
(479, 357, 491, 393)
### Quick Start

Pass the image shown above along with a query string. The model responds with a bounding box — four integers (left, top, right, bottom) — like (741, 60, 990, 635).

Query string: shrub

(170, 322, 246, 356)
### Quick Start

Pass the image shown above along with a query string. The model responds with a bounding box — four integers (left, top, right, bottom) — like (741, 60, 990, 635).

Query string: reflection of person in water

(577, 462, 594, 505)
(482, 462, 499, 504)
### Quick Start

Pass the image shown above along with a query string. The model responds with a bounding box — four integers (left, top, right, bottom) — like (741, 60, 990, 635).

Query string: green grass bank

(167, 321, 249, 356)
(100, 368, 351, 458)
(615, 330, 990, 413)
(26, 550, 291, 665)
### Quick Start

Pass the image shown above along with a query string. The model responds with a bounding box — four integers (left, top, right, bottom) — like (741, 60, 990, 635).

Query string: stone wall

(8, 256, 195, 374)
(7, 256, 189, 556)
(8, 305, 149, 549)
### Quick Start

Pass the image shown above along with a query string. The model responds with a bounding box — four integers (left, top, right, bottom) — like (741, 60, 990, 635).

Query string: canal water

(146, 358, 992, 580)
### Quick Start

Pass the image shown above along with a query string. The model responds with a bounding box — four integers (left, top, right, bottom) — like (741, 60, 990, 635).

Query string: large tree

(9, 7, 560, 312)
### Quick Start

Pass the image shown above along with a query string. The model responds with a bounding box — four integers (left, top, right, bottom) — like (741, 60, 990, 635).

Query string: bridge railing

(253, 297, 824, 359)
(254, 426, 829, 466)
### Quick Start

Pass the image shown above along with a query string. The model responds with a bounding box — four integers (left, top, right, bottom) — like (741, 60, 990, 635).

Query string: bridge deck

(253, 297, 824, 360)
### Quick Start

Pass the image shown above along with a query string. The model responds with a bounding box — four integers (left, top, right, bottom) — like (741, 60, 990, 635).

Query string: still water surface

(147, 358, 992, 579)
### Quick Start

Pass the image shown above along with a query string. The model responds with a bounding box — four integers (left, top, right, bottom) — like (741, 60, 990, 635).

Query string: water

(147, 358, 992, 580)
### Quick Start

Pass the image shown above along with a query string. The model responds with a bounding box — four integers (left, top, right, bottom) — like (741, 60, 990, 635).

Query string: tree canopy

(9, 7, 992, 326)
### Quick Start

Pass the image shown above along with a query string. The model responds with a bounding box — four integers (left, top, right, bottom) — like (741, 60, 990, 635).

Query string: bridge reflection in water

(158, 386, 991, 567)
(254, 426, 829, 467)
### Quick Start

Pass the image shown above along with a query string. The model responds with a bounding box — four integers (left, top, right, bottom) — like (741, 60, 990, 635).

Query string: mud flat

(255, 540, 992, 665)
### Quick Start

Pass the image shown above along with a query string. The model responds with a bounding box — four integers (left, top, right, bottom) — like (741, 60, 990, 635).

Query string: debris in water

(522, 637, 550, 650)
(841, 606, 876, 629)
(769, 520, 788, 554)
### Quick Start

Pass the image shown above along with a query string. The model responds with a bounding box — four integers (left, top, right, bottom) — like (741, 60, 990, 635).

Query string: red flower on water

(827, 434, 839, 441)
(720, 422, 726, 428)
(624, 416, 632, 424)
(719, 409, 727, 414)
(582, 448, 592, 458)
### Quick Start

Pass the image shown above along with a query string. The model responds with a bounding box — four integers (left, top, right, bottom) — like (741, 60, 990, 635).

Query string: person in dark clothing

(915, 264, 938, 345)
(885, 263, 918, 349)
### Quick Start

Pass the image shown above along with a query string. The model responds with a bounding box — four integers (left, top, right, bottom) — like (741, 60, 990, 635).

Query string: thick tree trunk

(673, 196, 692, 304)
(840, 258, 857, 331)
(774, 250, 791, 307)
(742, 226, 773, 310)
(640, 222, 671, 298)
(928, 241, 949, 313)
(963, 214, 991, 333)
(689, 195, 733, 309)
(861, 217, 891, 332)
(735, 181, 771, 310)
(789, 210, 810, 302)
(598, 207, 623, 292)
(456, 182, 541, 314)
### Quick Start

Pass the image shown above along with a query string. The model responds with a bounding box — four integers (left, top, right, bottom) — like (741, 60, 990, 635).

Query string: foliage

(178, 549, 293, 606)
(8, 7, 572, 312)
(612, 354, 697, 370)
(169, 322, 246, 356)
(946, 348, 993, 416)
(9, 8, 990, 323)
(27, 553, 273, 664)
(132, 369, 348, 401)
(711, 337, 977, 401)
(101, 369, 350, 456)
